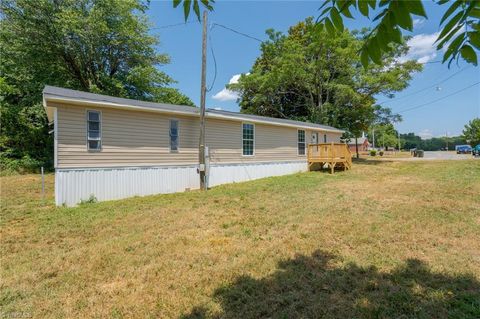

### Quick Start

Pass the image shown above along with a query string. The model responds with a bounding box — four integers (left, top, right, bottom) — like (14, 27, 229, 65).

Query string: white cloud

(213, 107, 222, 110)
(212, 74, 242, 101)
(413, 18, 426, 29)
(398, 32, 439, 64)
(418, 129, 433, 140)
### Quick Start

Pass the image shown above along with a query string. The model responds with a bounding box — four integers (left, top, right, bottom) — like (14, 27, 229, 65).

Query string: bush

(0, 154, 43, 175)
(379, 151, 384, 156)
(80, 195, 97, 205)
(370, 150, 377, 156)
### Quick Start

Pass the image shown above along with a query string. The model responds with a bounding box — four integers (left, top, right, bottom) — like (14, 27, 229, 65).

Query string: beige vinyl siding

(207, 121, 302, 162)
(55, 103, 342, 168)
(56, 104, 199, 168)
(305, 130, 341, 145)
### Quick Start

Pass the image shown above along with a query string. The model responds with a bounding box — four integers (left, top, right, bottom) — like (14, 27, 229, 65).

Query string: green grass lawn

(1, 160, 480, 318)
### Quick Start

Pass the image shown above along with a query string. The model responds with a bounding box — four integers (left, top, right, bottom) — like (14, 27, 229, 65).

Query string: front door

(312, 132, 318, 144)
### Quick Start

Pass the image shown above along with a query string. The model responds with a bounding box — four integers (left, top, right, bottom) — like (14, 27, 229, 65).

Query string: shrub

(0, 154, 43, 175)
(379, 151, 384, 156)
(370, 150, 377, 156)
(80, 195, 97, 205)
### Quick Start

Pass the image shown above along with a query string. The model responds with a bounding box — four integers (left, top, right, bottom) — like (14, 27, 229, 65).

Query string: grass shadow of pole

(182, 250, 480, 318)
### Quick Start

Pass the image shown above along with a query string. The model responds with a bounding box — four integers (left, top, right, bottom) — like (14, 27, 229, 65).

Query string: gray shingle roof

(206, 109, 343, 132)
(43, 85, 199, 114)
(43, 86, 343, 133)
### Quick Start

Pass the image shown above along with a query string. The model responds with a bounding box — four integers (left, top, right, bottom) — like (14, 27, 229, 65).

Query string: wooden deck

(307, 143, 352, 173)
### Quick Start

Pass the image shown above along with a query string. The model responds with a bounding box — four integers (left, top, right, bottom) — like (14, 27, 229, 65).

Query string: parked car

(455, 145, 472, 154)
(472, 144, 480, 157)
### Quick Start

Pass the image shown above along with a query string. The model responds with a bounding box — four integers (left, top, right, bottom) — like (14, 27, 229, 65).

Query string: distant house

(347, 137, 370, 152)
(43, 86, 344, 206)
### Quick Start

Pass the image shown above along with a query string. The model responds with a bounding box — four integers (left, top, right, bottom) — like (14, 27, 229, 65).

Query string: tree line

(1, 0, 194, 173)
(2, 0, 475, 173)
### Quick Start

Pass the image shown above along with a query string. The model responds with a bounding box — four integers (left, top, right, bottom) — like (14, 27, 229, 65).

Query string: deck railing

(307, 142, 352, 172)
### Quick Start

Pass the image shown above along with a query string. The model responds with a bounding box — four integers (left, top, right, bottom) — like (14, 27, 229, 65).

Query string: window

(324, 134, 327, 143)
(87, 110, 101, 151)
(298, 130, 306, 155)
(242, 123, 254, 156)
(170, 119, 179, 152)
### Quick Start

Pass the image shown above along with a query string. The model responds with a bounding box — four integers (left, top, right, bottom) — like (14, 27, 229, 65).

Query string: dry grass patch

(1, 160, 479, 318)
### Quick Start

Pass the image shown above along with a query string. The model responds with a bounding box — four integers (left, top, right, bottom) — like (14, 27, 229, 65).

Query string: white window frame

(169, 119, 179, 153)
(242, 122, 255, 157)
(297, 129, 306, 156)
(86, 110, 102, 152)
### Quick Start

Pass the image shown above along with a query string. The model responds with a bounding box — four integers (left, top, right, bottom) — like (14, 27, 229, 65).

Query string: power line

(150, 21, 196, 30)
(206, 23, 217, 92)
(397, 81, 480, 114)
(377, 66, 471, 105)
(212, 23, 263, 42)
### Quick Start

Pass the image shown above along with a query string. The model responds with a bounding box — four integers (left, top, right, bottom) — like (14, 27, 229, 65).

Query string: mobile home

(43, 86, 344, 206)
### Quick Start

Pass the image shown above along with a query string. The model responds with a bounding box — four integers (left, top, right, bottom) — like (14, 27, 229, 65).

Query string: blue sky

(148, 0, 479, 138)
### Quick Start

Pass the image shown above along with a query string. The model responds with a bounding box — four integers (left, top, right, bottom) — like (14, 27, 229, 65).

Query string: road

(392, 151, 475, 161)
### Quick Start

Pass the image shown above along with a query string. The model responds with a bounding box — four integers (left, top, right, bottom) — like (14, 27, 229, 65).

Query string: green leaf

(367, 0, 376, 10)
(440, 0, 462, 25)
(407, 0, 427, 18)
(358, 0, 369, 17)
(318, 0, 331, 12)
(325, 18, 335, 34)
(379, 0, 390, 8)
(330, 7, 344, 31)
(193, 0, 200, 21)
(468, 31, 480, 50)
(469, 8, 480, 18)
(443, 33, 465, 62)
(173, 0, 181, 8)
(183, 0, 191, 21)
(319, 6, 332, 18)
(437, 24, 462, 49)
(373, 8, 388, 22)
(368, 37, 382, 64)
(338, 3, 354, 18)
(437, 11, 464, 41)
(460, 44, 478, 65)
(360, 46, 369, 68)
(391, 27, 403, 44)
(201, 0, 214, 11)
(394, 1, 413, 31)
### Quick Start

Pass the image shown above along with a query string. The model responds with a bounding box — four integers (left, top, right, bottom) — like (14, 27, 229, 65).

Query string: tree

(0, 0, 194, 171)
(462, 118, 480, 145)
(227, 19, 420, 140)
(400, 133, 467, 151)
(175, 0, 480, 67)
(368, 123, 400, 149)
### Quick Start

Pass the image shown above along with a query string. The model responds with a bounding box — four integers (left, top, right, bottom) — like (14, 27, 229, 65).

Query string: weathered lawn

(1, 160, 479, 318)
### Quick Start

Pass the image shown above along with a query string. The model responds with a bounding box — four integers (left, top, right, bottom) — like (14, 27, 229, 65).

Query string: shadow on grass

(351, 158, 392, 166)
(182, 250, 480, 319)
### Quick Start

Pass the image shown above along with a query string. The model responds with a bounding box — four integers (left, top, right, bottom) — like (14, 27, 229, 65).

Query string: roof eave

(43, 94, 344, 133)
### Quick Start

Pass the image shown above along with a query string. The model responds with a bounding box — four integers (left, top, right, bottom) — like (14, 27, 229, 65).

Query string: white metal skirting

(55, 160, 308, 206)
(55, 166, 199, 206)
(208, 161, 308, 187)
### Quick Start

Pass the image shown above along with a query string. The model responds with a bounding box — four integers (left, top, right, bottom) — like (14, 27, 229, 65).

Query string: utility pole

(372, 127, 375, 149)
(397, 130, 401, 152)
(445, 131, 448, 151)
(198, 10, 207, 190)
(355, 136, 359, 159)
